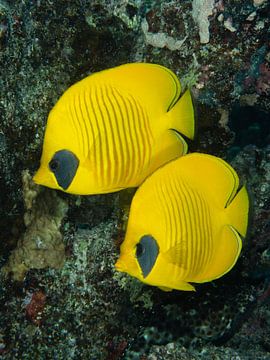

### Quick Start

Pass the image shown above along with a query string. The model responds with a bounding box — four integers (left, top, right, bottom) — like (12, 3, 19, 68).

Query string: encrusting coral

(2, 170, 68, 281)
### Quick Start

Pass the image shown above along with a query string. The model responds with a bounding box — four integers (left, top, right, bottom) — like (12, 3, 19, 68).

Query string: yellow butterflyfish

(33, 63, 195, 194)
(115, 153, 250, 291)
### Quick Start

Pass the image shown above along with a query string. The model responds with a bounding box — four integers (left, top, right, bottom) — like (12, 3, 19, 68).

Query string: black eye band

(49, 149, 79, 190)
(136, 235, 159, 278)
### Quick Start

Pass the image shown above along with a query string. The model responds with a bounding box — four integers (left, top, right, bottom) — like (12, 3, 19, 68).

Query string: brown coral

(2, 170, 68, 281)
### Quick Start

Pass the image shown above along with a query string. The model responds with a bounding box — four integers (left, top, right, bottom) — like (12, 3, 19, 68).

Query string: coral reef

(142, 17, 187, 51)
(147, 342, 270, 359)
(192, 0, 215, 44)
(2, 170, 67, 281)
(0, 0, 269, 359)
(0, 220, 152, 358)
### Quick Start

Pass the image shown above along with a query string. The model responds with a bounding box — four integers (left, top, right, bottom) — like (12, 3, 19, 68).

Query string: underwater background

(0, 0, 269, 359)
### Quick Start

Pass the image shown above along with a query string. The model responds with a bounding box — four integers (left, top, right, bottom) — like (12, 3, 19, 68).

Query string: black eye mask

(136, 235, 159, 278)
(49, 150, 79, 190)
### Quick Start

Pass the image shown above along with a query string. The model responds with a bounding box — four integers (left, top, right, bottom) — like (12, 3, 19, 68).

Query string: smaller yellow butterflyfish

(33, 63, 195, 194)
(115, 153, 250, 291)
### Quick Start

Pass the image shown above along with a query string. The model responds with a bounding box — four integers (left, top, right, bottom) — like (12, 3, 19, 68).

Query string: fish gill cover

(0, 0, 269, 359)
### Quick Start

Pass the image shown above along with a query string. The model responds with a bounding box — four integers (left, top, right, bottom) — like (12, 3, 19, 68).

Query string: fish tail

(226, 185, 250, 237)
(167, 89, 195, 140)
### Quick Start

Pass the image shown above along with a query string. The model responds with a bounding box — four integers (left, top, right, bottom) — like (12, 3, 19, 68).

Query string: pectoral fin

(163, 243, 187, 268)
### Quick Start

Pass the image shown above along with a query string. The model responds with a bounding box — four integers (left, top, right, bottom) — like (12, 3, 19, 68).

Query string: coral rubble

(2, 170, 67, 281)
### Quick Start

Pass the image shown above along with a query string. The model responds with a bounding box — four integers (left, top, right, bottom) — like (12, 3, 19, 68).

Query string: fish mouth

(33, 166, 58, 189)
(33, 167, 51, 186)
(33, 168, 43, 184)
(115, 259, 126, 272)
(115, 254, 140, 277)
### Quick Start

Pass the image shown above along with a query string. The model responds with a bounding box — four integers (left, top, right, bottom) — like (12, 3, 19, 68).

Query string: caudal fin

(226, 185, 250, 237)
(166, 89, 195, 140)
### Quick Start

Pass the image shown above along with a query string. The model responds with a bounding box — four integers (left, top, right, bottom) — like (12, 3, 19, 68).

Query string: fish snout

(115, 253, 140, 278)
(33, 166, 59, 190)
(33, 167, 47, 185)
(115, 257, 127, 273)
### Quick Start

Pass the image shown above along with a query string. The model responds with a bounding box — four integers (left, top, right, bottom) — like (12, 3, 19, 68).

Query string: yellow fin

(159, 286, 173, 292)
(163, 243, 187, 267)
(196, 225, 242, 283)
(158, 282, 195, 291)
(166, 89, 195, 140)
(178, 153, 240, 208)
(98, 63, 182, 112)
(175, 281, 195, 291)
(225, 185, 249, 237)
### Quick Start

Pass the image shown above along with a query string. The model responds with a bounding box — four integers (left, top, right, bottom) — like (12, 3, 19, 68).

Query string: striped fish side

(156, 173, 213, 281)
(96, 85, 120, 187)
(90, 84, 154, 188)
(155, 176, 187, 280)
(89, 86, 108, 186)
(66, 83, 154, 189)
(111, 87, 154, 186)
(81, 87, 99, 166)
(107, 87, 135, 186)
(66, 92, 87, 157)
(171, 177, 194, 279)
(179, 180, 213, 280)
(66, 86, 99, 175)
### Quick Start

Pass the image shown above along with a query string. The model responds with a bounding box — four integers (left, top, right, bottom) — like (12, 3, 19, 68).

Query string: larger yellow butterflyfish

(33, 63, 195, 194)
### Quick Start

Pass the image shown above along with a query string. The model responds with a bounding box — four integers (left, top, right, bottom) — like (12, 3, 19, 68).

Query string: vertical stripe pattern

(156, 173, 213, 281)
(68, 84, 154, 189)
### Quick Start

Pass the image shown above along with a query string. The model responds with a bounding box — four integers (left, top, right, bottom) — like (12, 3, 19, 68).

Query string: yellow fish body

(115, 153, 250, 291)
(33, 63, 195, 194)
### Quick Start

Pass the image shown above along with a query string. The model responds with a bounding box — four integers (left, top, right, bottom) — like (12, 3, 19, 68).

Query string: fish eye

(49, 159, 60, 171)
(136, 243, 144, 257)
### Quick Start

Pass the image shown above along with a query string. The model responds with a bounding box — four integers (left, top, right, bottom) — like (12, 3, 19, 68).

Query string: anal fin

(159, 282, 195, 292)
(175, 281, 195, 291)
(159, 286, 173, 292)
(148, 130, 187, 176)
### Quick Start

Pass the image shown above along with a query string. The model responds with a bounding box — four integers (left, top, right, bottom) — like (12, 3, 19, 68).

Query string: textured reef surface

(0, 0, 269, 359)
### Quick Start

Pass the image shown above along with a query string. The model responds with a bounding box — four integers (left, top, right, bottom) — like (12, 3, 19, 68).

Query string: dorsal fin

(92, 63, 181, 114)
(175, 153, 239, 208)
